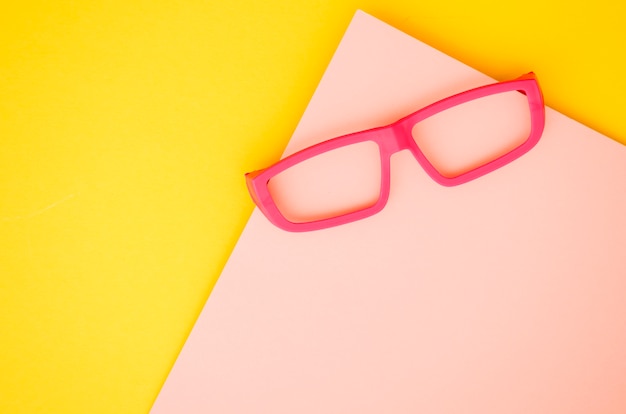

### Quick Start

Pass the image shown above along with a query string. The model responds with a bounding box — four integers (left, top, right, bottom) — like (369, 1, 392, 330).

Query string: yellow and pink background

(1, 1, 624, 413)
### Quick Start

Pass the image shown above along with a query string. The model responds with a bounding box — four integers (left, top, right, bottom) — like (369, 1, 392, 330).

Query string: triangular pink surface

(152, 11, 626, 413)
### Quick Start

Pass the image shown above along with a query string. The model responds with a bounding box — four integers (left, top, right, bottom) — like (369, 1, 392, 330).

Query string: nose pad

(385, 149, 435, 208)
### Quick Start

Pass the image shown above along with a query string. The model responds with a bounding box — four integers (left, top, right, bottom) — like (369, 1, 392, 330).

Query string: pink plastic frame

(246, 73, 545, 232)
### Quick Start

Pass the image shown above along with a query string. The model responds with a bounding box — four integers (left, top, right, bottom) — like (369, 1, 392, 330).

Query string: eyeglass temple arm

(512, 72, 537, 96)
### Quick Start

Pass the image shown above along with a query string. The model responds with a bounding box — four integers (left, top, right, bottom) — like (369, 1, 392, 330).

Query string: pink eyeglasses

(246, 72, 545, 232)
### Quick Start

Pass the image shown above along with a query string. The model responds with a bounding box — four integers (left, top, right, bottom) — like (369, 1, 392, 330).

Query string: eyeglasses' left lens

(412, 89, 532, 179)
(267, 140, 381, 224)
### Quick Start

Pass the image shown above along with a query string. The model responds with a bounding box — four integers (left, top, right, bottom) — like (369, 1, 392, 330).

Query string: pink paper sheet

(152, 11, 626, 413)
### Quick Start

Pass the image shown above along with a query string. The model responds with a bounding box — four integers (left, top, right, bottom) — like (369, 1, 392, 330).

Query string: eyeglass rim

(246, 72, 545, 232)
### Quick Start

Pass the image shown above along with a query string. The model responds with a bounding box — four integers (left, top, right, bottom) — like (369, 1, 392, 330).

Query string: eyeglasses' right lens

(267, 140, 381, 224)
(412, 89, 532, 179)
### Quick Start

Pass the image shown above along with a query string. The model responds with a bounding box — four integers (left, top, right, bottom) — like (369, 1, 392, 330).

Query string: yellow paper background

(1, 1, 624, 413)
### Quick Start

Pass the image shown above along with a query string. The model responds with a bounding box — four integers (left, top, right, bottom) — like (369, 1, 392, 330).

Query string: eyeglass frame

(246, 72, 545, 232)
